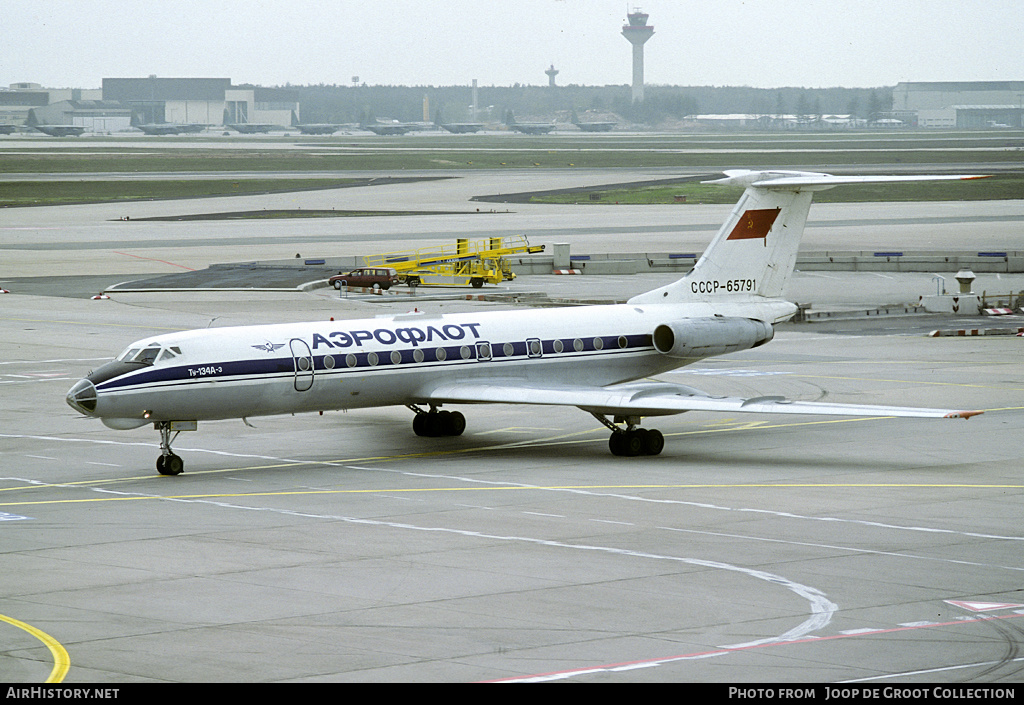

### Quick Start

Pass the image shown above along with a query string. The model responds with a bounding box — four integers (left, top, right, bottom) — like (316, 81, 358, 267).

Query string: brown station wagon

(330, 267, 400, 290)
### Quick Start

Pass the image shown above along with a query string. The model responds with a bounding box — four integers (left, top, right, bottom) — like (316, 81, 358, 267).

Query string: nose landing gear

(155, 420, 194, 475)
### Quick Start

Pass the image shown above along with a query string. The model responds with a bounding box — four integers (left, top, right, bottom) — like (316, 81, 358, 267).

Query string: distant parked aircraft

(33, 125, 85, 137)
(137, 124, 206, 135)
(294, 124, 347, 135)
(438, 122, 484, 134)
(226, 123, 279, 134)
(360, 122, 419, 135)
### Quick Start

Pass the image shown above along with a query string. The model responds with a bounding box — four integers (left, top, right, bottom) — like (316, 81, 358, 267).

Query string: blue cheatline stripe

(96, 334, 655, 392)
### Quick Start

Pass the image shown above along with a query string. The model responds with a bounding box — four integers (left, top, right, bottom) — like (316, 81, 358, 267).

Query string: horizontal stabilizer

(705, 170, 991, 191)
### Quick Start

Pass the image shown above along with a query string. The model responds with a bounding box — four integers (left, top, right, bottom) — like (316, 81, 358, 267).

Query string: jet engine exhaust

(653, 317, 774, 360)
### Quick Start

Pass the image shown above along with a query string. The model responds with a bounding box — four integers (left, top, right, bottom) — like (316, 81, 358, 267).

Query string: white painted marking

(841, 657, 1024, 683)
(945, 599, 1024, 612)
(609, 662, 660, 672)
(0, 375, 72, 384)
(659, 525, 1024, 573)
(0, 358, 109, 367)
(840, 628, 884, 635)
(9, 432, 1024, 553)
(20, 452, 838, 675)
(473, 427, 553, 436)
(672, 368, 790, 377)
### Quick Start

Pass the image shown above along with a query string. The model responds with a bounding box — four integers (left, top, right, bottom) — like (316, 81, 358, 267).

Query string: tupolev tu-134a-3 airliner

(67, 170, 987, 475)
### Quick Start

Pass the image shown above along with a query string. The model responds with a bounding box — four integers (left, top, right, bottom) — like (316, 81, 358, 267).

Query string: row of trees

(294, 83, 894, 126)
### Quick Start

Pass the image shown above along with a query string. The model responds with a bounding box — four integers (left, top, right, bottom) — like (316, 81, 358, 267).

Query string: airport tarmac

(2, 170, 1024, 683)
(4, 167, 1024, 281)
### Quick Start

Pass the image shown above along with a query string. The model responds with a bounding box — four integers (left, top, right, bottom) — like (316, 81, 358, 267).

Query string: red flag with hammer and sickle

(726, 207, 781, 242)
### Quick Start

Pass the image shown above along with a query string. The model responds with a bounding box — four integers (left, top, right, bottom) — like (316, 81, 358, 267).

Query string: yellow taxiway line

(0, 613, 70, 683)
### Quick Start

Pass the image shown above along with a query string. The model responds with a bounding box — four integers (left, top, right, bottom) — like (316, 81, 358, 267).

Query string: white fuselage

(75, 299, 787, 428)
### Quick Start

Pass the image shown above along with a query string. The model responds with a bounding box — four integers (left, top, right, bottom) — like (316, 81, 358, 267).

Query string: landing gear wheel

(157, 453, 184, 476)
(609, 431, 627, 456)
(608, 429, 663, 457)
(447, 411, 466, 436)
(623, 430, 644, 456)
(154, 421, 186, 475)
(411, 409, 466, 437)
(642, 429, 665, 456)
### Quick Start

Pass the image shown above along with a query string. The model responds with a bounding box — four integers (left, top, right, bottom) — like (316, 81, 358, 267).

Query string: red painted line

(481, 610, 1024, 683)
(113, 251, 196, 271)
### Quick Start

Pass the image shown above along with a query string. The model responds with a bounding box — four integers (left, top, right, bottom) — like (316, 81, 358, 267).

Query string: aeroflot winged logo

(727, 207, 781, 243)
(252, 342, 286, 353)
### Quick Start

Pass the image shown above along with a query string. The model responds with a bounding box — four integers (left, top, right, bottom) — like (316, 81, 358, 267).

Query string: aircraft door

(290, 339, 314, 392)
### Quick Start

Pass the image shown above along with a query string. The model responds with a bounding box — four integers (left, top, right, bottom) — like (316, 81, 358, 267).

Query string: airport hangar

(893, 80, 1024, 128)
(2, 77, 300, 132)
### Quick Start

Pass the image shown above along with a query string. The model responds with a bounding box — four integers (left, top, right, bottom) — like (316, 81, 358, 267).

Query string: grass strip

(1, 178, 360, 207)
(530, 174, 1024, 204)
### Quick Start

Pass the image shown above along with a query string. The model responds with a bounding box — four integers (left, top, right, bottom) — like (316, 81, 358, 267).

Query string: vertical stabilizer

(628, 170, 989, 308)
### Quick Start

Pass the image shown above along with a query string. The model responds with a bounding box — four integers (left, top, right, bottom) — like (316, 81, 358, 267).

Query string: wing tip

(945, 410, 984, 419)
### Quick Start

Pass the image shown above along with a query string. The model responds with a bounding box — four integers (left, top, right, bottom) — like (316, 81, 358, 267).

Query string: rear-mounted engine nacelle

(653, 317, 774, 359)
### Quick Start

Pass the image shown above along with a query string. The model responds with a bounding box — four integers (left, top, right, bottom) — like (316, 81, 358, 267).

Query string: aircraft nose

(66, 379, 97, 415)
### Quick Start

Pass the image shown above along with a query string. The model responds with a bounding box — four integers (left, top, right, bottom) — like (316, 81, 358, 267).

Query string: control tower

(621, 9, 654, 103)
(545, 64, 559, 87)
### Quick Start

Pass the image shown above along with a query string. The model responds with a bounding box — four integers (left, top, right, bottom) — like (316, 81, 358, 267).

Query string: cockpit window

(116, 344, 166, 366)
(136, 346, 161, 364)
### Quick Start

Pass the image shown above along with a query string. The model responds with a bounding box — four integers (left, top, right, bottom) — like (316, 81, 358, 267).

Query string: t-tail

(629, 170, 989, 316)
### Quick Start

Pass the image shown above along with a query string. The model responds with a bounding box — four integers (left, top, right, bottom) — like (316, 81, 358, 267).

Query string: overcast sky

(2, 0, 1022, 90)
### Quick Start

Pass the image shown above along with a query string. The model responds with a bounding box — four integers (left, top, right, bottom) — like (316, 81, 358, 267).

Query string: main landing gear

(408, 405, 466, 437)
(591, 413, 665, 457)
(155, 421, 185, 476)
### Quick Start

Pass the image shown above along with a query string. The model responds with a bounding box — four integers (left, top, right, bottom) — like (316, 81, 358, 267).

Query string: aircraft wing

(420, 379, 982, 420)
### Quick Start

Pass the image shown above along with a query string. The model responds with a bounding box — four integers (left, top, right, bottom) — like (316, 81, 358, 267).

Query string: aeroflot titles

(309, 322, 484, 350)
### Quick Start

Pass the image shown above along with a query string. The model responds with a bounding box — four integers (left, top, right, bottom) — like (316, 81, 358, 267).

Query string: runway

(2, 168, 1024, 683)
